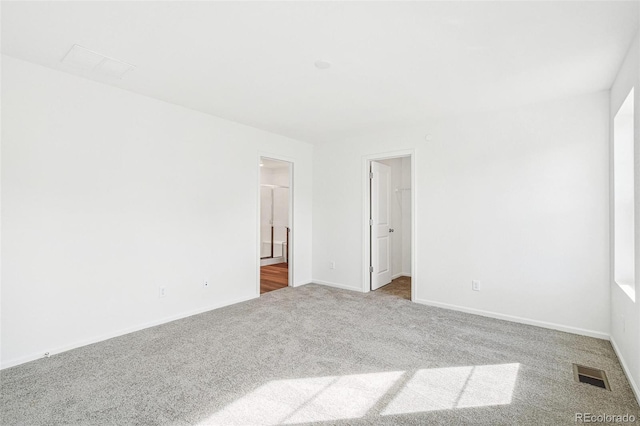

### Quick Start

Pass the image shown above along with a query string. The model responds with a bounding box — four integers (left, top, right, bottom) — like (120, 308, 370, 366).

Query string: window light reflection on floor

(199, 363, 520, 425)
(382, 363, 520, 415)
(200, 371, 403, 425)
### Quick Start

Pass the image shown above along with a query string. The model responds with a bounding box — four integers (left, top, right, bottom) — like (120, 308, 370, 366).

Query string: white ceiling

(2, 1, 638, 144)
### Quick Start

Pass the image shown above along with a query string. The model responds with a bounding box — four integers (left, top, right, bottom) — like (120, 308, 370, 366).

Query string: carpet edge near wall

(312, 280, 363, 292)
(610, 336, 640, 406)
(414, 297, 609, 340)
(0, 293, 259, 370)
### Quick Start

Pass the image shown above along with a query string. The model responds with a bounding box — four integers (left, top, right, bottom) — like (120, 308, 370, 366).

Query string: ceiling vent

(61, 44, 134, 79)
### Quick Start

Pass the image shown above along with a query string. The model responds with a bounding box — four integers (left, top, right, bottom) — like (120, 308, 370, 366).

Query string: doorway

(259, 157, 292, 294)
(366, 153, 414, 301)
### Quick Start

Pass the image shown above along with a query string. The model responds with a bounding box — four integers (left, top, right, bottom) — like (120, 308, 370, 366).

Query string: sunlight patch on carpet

(381, 363, 520, 415)
(199, 371, 404, 425)
(199, 363, 519, 424)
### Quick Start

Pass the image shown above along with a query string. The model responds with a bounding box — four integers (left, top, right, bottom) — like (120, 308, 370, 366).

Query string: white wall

(613, 93, 635, 286)
(609, 31, 640, 402)
(260, 166, 290, 188)
(1, 56, 313, 368)
(313, 91, 610, 338)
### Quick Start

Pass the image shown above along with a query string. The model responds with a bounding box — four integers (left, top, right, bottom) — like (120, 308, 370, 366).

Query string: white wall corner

(610, 336, 640, 406)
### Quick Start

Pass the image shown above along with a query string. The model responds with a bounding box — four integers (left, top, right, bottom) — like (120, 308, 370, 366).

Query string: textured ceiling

(2, 1, 638, 144)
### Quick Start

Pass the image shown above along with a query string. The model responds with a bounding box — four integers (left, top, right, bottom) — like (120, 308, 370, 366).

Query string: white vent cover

(61, 44, 134, 79)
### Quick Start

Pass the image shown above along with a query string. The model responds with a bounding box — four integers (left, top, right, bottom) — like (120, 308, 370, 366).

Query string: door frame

(361, 149, 416, 301)
(257, 153, 294, 296)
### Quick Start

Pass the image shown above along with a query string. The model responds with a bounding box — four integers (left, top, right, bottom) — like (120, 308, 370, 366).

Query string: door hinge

(369, 266, 374, 273)
(369, 218, 373, 226)
(369, 172, 373, 179)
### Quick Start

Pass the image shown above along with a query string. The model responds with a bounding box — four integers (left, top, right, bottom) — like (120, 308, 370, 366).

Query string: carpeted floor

(1, 284, 639, 425)
(375, 276, 411, 300)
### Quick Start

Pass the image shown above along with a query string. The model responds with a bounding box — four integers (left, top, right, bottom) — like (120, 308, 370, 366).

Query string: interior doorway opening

(368, 155, 413, 301)
(259, 157, 292, 294)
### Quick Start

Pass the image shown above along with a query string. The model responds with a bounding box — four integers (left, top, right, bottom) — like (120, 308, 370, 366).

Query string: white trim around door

(257, 153, 294, 297)
(361, 149, 417, 301)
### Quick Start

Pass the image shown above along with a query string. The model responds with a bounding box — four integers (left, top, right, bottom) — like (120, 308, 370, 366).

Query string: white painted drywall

(3, 1, 638, 144)
(260, 164, 290, 189)
(260, 185, 274, 258)
(312, 91, 610, 338)
(1, 56, 313, 368)
(613, 91, 635, 287)
(609, 31, 640, 402)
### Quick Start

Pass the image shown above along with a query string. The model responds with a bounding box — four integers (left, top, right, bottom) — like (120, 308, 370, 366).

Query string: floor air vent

(573, 364, 610, 390)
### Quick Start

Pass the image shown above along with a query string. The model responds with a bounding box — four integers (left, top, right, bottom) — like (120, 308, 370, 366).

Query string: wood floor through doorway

(260, 262, 288, 294)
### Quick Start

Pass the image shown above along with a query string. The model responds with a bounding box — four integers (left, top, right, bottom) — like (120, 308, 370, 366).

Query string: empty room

(1, 1, 639, 425)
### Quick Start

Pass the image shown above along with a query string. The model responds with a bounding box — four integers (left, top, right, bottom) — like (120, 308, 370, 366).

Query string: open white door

(371, 161, 392, 290)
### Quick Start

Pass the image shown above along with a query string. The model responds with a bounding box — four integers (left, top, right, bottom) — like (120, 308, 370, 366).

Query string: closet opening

(362, 150, 416, 301)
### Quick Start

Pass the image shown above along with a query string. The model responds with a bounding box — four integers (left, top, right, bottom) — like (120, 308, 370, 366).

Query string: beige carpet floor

(1, 284, 639, 425)
(375, 276, 411, 300)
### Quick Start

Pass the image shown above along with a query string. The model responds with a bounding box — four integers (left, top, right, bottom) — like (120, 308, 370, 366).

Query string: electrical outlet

(330, 261, 336, 270)
(159, 287, 166, 298)
(472, 280, 481, 291)
(203, 280, 209, 288)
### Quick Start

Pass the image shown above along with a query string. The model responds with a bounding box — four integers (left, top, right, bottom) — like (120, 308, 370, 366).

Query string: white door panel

(371, 161, 392, 290)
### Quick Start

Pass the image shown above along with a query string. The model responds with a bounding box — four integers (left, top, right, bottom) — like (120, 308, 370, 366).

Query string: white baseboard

(392, 273, 411, 279)
(414, 298, 609, 340)
(1, 294, 258, 370)
(260, 257, 285, 266)
(313, 279, 362, 292)
(610, 336, 640, 405)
